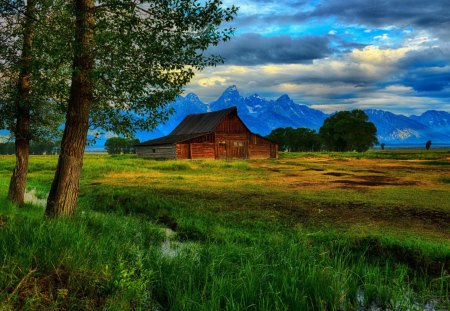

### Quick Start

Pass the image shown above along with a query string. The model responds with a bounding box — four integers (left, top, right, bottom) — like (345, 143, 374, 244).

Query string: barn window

(152, 149, 156, 153)
(233, 142, 244, 147)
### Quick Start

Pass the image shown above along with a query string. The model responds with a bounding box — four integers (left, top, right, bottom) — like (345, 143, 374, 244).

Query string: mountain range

(2, 85, 450, 147)
(129, 85, 450, 146)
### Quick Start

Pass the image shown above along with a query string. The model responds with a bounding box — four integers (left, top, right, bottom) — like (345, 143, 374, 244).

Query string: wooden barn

(136, 107, 278, 160)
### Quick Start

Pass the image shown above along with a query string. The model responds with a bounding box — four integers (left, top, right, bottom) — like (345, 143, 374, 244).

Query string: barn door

(227, 141, 248, 159)
(270, 144, 277, 158)
(178, 144, 190, 159)
(218, 141, 227, 159)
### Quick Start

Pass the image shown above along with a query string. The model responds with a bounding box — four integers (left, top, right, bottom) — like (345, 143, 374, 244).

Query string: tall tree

(6, 0, 35, 204)
(46, 0, 95, 216)
(45, 0, 237, 216)
(319, 110, 378, 152)
(0, 0, 70, 205)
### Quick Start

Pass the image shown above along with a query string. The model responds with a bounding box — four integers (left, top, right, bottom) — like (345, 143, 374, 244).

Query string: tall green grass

(2, 198, 446, 310)
(0, 152, 449, 309)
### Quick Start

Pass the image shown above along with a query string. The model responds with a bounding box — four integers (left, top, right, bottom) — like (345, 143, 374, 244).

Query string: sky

(184, 0, 450, 115)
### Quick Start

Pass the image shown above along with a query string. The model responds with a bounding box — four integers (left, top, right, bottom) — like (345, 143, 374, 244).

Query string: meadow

(0, 150, 449, 310)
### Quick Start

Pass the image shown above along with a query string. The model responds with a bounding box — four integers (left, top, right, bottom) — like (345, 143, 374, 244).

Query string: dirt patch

(324, 172, 352, 177)
(3, 266, 107, 310)
(354, 169, 386, 174)
(303, 167, 326, 171)
(333, 175, 419, 187)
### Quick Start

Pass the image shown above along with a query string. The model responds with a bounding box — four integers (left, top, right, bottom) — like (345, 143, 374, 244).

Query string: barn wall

(215, 113, 248, 134)
(249, 144, 271, 159)
(177, 144, 190, 159)
(190, 143, 215, 159)
(136, 145, 176, 159)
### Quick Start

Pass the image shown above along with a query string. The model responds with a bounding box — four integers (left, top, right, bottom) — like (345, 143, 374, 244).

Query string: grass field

(0, 150, 449, 310)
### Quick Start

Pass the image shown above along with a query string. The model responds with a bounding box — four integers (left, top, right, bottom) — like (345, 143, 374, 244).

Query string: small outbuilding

(136, 107, 278, 159)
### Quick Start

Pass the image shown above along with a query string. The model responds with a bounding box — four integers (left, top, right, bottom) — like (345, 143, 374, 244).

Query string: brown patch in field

(2, 266, 107, 310)
(354, 169, 385, 174)
(0, 215, 7, 227)
(333, 175, 419, 187)
(324, 172, 352, 177)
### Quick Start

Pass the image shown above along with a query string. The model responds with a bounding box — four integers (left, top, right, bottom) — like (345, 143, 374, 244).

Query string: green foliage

(267, 127, 321, 151)
(104, 137, 139, 155)
(319, 109, 378, 152)
(426, 140, 432, 150)
(89, 0, 238, 138)
(0, 0, 69, 141)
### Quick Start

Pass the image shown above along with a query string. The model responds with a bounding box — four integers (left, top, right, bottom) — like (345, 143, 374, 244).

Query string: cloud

(184, 0, 450, 115)
(402, 67, 450, 92)
(310, 0, 450, 39)
(208, 33, 332, 65)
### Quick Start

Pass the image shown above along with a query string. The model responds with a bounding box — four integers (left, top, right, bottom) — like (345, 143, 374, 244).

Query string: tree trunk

(7, 0, 36, 205)
(45, 0, 95, 217)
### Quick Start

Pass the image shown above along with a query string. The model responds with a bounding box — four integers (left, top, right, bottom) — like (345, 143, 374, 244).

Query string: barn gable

(136, 107, 278, 159)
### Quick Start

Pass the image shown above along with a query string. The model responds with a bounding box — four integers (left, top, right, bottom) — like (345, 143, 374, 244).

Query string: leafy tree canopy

(319, 110, 378, 152)
(0, 0, 69, 142)
(89, 0, 237, 138)
(267, 127, 321, 152)
(105, 137, 139, 154)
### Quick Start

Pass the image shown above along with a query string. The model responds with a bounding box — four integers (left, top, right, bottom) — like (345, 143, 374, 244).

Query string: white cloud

(374, 33, 389, 40)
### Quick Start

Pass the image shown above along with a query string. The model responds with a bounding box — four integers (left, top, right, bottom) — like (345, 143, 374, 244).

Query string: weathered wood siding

(215, 113, 247, 134)
(249, 144, 270, 159)
(190, 143, 215, 159)
(136, 145, 176, 159)
(177, 144, 190, 159)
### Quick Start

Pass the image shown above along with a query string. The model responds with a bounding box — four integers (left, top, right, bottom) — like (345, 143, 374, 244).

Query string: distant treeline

(105, 137, 140, 155)
(0, 142, 59, 155)
(267, 110, 379, 152)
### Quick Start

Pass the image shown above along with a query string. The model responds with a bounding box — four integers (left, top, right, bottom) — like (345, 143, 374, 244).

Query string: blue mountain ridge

(2, 86, 449, 147)
(121, 85, 449, 147)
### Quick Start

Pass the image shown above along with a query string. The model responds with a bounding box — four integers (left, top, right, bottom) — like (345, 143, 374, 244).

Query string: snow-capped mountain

(364, 109, 436, 143)
(2, 86, 450, 147)
(109, 86, 450, 145)
(410, 110, 450, 132)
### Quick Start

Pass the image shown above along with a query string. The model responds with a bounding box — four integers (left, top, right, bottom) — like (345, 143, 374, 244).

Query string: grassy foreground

(0, 150, 449, 310)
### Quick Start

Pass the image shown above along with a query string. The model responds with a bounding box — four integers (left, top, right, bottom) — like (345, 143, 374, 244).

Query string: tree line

(267, 110, 379, 152)
(105, 137, 140, 155)
(0, 0, 237, 216)
(0, 141, 59, 155)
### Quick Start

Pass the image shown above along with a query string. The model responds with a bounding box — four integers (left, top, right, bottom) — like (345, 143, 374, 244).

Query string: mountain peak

(276, 94, 292, 102)
(226, 85, 238, 91)
(222, 85, 240, 96)
(185, 93, 201, 102)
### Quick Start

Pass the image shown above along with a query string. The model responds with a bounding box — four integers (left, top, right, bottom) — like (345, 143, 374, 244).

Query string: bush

(105, 137, 140, 155)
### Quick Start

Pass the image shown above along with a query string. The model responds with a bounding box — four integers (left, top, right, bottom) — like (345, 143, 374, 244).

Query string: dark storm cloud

(234, 0, 450, 39)
(208, 33, 332, 65)
(399, 47, 450, 69)
(311, 0, 449, 26)
(402, 68, 450, 92)
(309, 0, 450, 39)
(395, 47, 450, 92)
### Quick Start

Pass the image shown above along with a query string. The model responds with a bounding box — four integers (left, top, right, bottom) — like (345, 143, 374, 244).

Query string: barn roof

(136, 133, 207, 147)
(137, 107, 237, 147)
(169, 107, 237, 135)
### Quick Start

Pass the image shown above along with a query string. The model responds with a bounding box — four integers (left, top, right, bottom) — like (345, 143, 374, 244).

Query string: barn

(136, 107, 278, 159)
